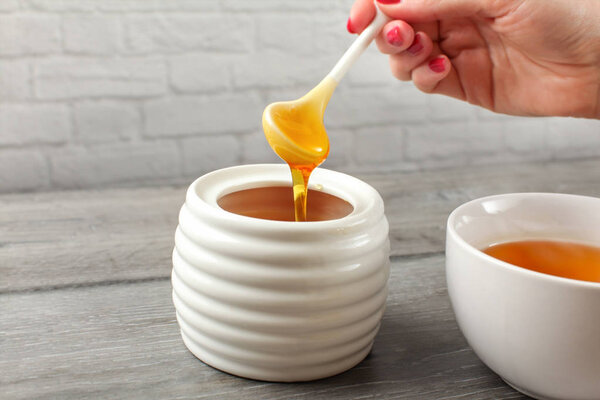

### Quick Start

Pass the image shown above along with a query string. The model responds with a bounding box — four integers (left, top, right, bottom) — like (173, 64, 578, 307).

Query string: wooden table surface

(3, 158, 600, 400)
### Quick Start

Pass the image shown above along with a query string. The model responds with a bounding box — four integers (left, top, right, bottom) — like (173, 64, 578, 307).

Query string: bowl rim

(447, 192, 600, 289)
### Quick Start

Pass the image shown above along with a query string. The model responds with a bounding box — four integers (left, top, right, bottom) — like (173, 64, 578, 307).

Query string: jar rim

(184, 164, 384, 235)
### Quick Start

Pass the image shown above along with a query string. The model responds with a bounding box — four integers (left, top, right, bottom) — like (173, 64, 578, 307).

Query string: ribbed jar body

(172, 164, 390, 382)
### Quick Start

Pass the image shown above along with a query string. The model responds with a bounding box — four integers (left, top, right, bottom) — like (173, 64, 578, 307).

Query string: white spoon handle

(328, 3, 390, 83)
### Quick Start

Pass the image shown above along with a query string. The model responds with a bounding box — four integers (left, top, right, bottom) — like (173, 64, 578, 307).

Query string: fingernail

(407, 34, 423, 55)
(346, 17, 356, 34)
(429, 57, 446, 73)
(386, 26, 403, 46)
(377, 0, 401, 4)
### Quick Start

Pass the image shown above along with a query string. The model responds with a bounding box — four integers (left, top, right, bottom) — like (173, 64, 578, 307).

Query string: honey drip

(262, 77, 338, 221)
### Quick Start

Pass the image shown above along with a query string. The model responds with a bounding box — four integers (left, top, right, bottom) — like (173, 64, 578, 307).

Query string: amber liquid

(218, 186, 353, 222)
(263, 77, 337, 221)
(290, 165, 316, 223)
(483, 240, 600, 283)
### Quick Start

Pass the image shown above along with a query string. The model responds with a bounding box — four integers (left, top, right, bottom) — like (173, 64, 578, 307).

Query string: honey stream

(262, 77, 338, 221)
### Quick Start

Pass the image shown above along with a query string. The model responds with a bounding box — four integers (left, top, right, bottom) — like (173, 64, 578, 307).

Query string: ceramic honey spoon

(263, 4, 390, 221)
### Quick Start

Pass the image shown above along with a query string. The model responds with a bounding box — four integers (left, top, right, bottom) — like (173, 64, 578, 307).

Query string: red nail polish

(377, 0, 401, 4)
(429, 57, 446, 73)
(407, 34, 423, 55)
(386, 26, 403, 46)
(346, 17, 356, 34)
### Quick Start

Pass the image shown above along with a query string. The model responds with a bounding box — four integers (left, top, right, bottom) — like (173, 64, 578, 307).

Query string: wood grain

(0, 186, 183, 292)
(2, 158, 600, 292)
(1, 255, 526, 400)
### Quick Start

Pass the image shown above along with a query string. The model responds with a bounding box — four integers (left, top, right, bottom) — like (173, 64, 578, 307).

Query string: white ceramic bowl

(446, 193, 600, 400)
(172, 164, 390, 382)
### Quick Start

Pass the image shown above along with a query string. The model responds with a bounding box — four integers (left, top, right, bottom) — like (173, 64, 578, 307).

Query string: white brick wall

(0, 60, 29, 99)
(0, 15, 61, 55)
(0, 104, 70, 145)
(36, 58, 167, 99)
(0, 0, 599, 193)
(63, 15, 120, 55)
(74, 101, 140, 144)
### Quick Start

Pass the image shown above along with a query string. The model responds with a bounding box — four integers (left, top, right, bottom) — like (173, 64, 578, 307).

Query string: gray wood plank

(2, 158, 600, 292)
(0, 186, 184, 292)
(0, 255, 526, 400)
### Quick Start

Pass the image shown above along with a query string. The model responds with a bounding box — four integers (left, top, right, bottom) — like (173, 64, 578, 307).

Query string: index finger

(348, 0, 377, 34)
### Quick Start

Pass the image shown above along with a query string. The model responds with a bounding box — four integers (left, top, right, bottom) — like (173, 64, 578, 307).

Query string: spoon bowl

(262, 77, 336, 168)
(262, 5, 389, 168)
(261, 2, 390, 221)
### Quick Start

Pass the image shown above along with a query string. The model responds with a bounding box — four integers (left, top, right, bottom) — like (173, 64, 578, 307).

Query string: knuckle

(414, 79, 436, 93)
(389, 56, 412, 81)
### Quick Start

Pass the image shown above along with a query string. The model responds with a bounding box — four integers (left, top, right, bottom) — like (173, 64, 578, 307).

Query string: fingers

(411, 52, 466, 100)
(347, 0, 468, 100)
(389, 34, 466, 100)
(374, 0, 498, 23)
(388, 32, 433, 79)
(411, 55, 452, 92)
(375, 20, 415, 54)
(347, 0, 376, 34)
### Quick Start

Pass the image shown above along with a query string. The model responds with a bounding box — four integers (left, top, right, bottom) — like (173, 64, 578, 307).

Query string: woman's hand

(348, 0, 600, 118)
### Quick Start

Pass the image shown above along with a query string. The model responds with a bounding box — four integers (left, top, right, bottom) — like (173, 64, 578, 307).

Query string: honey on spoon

(263, 5, 389, 221)
(262, 77, 337, 221)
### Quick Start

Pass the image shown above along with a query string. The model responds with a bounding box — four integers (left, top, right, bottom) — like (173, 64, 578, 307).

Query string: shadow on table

(173, 278, 527, 399)
(173, 303, 528, 399)
(258, 306, 528, 399)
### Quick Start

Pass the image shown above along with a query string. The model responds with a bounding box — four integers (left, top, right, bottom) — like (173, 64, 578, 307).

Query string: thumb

(376, 0, 504, 22)
(348, 0, 377, 34)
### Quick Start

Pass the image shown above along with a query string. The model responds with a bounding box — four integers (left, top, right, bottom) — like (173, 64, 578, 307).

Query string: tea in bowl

(446, 193, 600, 400)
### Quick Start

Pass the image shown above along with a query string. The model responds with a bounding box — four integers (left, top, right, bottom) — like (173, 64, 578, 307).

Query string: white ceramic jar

(172, 164, 390, 382)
